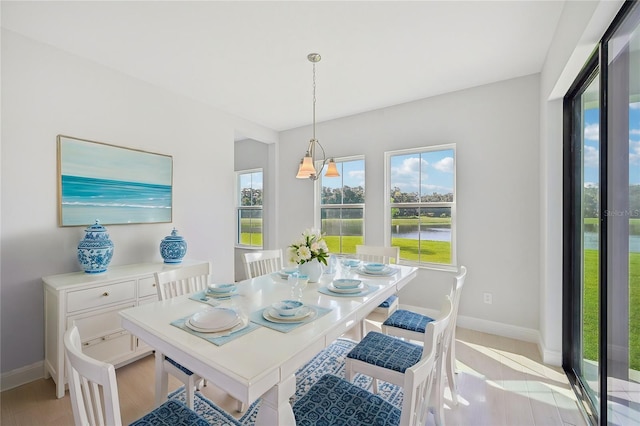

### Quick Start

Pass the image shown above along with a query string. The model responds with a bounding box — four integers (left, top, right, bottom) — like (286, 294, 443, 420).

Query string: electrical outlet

(483, 292, 493, 304)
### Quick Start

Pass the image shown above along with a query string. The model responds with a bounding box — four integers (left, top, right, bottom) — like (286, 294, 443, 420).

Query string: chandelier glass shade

(295, 53, 339, 181)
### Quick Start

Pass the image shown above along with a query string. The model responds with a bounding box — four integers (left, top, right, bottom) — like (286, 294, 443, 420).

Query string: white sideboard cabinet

(43, 260, 208, 398)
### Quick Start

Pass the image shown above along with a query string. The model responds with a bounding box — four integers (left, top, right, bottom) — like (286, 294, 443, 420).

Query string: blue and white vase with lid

(160, 228, 187, 264)
(77, 220, 114, 274)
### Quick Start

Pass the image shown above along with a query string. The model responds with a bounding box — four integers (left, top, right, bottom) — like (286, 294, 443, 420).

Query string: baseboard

(538, 339, 562, 367)
(1, 360, 45, 392)
(398, 303, 562, 366)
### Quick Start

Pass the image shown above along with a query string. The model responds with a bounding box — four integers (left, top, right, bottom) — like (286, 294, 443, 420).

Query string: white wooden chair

(355, 244, 400, 265)
(154, 262, 211, 409)
(242, 249, 283, 279)
(355, 245, 401, 330)
(345, 297, 453, 426)
(382, 265, 467, 405)
(63, 325, 211, 426)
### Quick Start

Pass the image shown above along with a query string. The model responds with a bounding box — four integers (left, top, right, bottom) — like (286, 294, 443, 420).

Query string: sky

(321, 159, 365, 190)
(389, 149, 454, 195)
(583, 103, 640, 186)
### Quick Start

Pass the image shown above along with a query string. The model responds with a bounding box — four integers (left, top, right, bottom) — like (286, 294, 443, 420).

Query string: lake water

(584, 232, 640, 253)
(392, 227, 451, 242)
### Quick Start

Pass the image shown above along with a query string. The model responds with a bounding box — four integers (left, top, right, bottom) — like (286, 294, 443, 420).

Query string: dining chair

(242, 249, 283, 279)
(344, 296, 453, 426)
(154, 262, 211, 409)
(63, 325, 210, 426)
(382, 266, 467, 405)
(355, 245, 401, 331)
(382, 265, 467, 405)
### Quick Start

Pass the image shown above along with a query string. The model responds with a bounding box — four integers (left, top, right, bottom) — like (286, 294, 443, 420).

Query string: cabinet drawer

(138, 276, 158, 298)
(67, 280, 135, 312)
(68, 302, 135, 342)
(83, 333, 134, 364)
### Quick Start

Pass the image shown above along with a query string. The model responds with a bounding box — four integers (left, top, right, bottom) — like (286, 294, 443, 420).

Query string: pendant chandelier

(296, 53, 340, 180)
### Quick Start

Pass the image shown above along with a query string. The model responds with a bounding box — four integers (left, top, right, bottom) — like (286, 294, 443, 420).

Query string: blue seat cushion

(382, 309, 434, 334)
(346, 331, 422, 373)
(293, 374, 401, 426)
(165, 356, 195, 376)
(377, 295, 397, 308)
(130, 399, 210, 426)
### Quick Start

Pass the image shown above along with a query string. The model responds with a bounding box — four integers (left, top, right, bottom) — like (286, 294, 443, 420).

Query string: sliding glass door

(564, 2, 640, 424)
(605, 4, 640, 423)
(565, 59, 601, 423)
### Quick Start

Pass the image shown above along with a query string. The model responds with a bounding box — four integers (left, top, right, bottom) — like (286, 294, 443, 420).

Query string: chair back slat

(64, 326, 123, 426)
(401, 297, 453, 426)
(243, 249, 283, 279)
(154, 262, 211, 300)
(443, 266, 467, 360)
(355, 245, 400, 264)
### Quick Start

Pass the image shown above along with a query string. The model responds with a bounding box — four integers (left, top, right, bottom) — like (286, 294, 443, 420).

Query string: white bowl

(364, 262, 385, 272)
(271, 300, 304, 317)
(332, 278, 362, 289)
(342, 258, 361, 268)
(207, 283, 236, 294)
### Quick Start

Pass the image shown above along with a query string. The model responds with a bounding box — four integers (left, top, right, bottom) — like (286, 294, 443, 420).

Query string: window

(317, 157, 365, 254)
(385, 145, 456, 267)
(563, 2, 640, 423)
(236, 169, 263, 247)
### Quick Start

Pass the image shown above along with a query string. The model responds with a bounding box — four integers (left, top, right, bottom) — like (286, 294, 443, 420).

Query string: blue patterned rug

(168, 338, 403, 425)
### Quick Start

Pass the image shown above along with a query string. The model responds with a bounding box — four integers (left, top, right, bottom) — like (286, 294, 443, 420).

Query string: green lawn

(583, 249, 640, 370)
(243, 216, 639, 369)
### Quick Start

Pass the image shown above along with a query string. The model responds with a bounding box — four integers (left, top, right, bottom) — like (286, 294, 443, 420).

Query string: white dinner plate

(263, 306, 316, 323)
(186, 316, 247, 335)
(190, 308, 239, 331)
(356, 266, 398, 276)
(277, 268, 298, 279)
(327, 282, 368, 294)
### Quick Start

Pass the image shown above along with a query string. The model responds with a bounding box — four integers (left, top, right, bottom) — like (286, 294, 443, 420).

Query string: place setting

(318, 277, 380, 297)
(271, 266, 299, 281)
(355, 262, 399, 277)
(171, 306, 259, 346)
(249, 299, 331, 333)
(189, 283, 239, 306)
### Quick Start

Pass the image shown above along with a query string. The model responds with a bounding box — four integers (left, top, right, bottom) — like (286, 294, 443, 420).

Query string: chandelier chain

(312, 61, 316, 140)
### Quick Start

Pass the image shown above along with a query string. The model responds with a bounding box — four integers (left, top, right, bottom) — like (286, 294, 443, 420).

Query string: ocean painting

(58, 135, 173, 226)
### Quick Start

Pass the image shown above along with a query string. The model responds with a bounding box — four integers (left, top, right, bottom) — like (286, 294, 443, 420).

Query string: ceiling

(2, 1, 566, 133)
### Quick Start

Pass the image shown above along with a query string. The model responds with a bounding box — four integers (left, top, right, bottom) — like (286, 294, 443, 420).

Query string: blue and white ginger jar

(77, 220, 114, 274)
(160, 228, 187, 264)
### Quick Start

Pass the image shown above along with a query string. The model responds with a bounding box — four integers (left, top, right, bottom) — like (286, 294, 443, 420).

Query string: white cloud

(347, 170, 365, 186)
(584, 123, 599, 141)
(584, 145, 599, 168)
(432, 157, 453, 173)
(391, 157, 427, 192)
(630, 102, 640, 109)
(630, 128, 640, 136)
(630, 140, 640, 165)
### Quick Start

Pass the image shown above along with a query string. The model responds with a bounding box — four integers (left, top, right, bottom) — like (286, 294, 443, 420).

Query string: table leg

(154, 351, 169, 408)
(254, 374, 296, 426)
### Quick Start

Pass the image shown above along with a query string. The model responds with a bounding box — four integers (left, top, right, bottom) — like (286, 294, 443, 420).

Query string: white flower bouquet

(288, 228, 330, 265)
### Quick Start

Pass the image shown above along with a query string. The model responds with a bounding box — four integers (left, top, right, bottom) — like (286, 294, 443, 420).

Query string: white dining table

(119, 263, 417, 425)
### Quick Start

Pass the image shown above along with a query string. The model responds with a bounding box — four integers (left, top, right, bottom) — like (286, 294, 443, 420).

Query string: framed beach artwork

(57, 135, 173, 226)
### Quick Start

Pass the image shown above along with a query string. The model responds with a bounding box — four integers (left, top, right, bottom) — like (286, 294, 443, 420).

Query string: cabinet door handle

(102, 292, 109, 297)
(152, 284, 156, 287)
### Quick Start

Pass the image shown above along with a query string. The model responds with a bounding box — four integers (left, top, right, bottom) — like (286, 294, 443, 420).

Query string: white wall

(538, 0, 625, 365)
(0, 30, 276, 377)
(278, 74, 542, 335)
